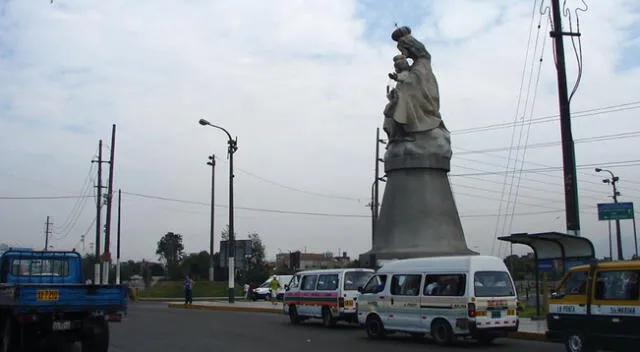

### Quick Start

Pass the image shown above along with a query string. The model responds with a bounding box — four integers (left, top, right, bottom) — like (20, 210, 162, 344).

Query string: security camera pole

(595, 168, 623, 260)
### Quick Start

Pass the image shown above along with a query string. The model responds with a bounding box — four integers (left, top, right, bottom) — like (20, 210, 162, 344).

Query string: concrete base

(367, 167, 476, 262)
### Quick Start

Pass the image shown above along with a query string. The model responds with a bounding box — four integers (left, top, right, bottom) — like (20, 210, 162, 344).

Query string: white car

(251, 275, 293, 300)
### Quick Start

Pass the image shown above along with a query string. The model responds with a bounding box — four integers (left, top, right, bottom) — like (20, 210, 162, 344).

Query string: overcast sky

(1, 0, 639, 263)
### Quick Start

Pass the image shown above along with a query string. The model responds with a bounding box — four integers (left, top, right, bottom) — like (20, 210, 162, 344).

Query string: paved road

(103, 303, 567, 351)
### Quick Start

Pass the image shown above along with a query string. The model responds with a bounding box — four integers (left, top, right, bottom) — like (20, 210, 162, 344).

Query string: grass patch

(518, 302, 545, 318)
(139, 280, 243, 298)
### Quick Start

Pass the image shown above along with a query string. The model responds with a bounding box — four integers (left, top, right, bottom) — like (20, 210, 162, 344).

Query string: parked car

(251, 275, 293, 300)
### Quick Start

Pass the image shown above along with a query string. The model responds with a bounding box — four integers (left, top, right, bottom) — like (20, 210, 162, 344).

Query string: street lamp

(199, 118, 238, 303)
(595, 167, 623, 260)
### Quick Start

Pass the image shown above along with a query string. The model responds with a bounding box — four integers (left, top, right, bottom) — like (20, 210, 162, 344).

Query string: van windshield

(344, 271, 373, 291)
(474, 271, 515, 297)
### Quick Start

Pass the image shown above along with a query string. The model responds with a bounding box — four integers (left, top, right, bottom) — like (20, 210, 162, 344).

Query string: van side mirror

(357, 286, 364, 293)
(550, 291, 564, 299)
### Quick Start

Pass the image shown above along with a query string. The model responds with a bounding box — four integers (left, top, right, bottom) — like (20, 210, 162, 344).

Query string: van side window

(317, 274, 339, 291)
(556, 270, 588, 296)
(363, 275, 387, 294)
(424, 274, 466, 296)
(594, 270, 639, 301)
(390, 274, 421, 296)
(300, 275, 318, 291)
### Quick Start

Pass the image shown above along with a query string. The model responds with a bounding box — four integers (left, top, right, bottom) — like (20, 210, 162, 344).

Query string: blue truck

(0, 249, 127, 351)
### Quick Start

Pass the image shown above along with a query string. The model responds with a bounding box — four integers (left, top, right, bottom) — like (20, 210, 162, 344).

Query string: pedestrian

(243, 282, 250, 299)
(269, 275, 280, 305)
(184, 275, 194, 305)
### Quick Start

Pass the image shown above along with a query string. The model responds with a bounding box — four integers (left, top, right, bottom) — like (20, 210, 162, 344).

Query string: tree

(220, 224, 235, 241)
(180, 251, 211, 280)
(247, 232, 266, 268)
(156, 232, 185, 279)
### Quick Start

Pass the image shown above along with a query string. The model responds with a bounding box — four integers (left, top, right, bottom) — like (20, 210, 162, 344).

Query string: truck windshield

(344, 271, 373, 291)
(10, 258, 69, 277)
(474, 271, 515, 297)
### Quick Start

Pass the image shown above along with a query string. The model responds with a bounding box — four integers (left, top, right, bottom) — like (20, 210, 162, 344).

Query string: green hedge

(138, 280, 243, 298)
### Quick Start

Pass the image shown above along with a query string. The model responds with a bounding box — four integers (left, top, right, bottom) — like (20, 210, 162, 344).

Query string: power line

(0, 195, 94, 200)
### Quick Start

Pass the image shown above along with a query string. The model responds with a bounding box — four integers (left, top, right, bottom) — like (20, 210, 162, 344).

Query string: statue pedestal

(359, 128, 476, 268)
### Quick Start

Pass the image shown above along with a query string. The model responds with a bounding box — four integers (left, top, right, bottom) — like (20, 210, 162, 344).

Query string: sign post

(597, 202, 636, 259)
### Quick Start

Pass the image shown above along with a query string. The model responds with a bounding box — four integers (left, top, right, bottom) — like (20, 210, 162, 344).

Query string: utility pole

(550, 0, 581, 236)
(207, 155, 216, 282)
(104, 124, 116, 284)
(44, 216, 52, 250)
(116, 189, 122, 284)
(92, 139, 106, 284)
(227, 137, 237, 303)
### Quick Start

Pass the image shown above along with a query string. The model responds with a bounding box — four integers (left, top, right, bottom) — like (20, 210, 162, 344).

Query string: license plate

(36, 290, 59, 301)
(52, 321, 71, 331)
(491, 310, 501, 319)
(344, 300, 354, 307)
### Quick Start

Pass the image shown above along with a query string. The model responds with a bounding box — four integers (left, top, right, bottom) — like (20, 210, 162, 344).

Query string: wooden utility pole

(104, 124, 116, 283)
(550, 0, 581, 236)
(44, 216, 52, 250)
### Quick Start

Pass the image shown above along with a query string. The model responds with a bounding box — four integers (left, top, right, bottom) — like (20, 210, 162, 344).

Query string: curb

(138, 297, 229, 302)
(167, 303, 282, 314)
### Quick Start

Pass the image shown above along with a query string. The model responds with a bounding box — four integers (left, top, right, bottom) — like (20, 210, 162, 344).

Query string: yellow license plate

(36, 290, 59, 302)
(345, 300, 354, 307)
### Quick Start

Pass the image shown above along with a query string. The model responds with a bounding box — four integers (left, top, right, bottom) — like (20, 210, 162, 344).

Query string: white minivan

(356, 255, 519, 345)
(283, 268, 374, 327)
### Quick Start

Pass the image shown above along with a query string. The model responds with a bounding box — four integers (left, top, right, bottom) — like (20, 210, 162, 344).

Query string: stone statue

(359, 26, 475, 268)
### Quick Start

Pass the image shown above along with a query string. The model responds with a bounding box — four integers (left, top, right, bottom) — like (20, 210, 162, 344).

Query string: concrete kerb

(167, 303, 548, 342)
(138, 297, 228, 302)
(167, 303, 282, 314)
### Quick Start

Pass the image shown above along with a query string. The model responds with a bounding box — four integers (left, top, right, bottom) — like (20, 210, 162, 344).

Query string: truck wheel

(365, 315, 386, 339)
(81, 318, 109, 352)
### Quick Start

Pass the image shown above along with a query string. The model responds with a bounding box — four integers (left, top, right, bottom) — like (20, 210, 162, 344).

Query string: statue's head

(393, 54, 410, 72)
(392, 26, 430, 60)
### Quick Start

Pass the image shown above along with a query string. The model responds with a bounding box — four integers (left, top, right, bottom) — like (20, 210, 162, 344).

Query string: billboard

(219, 240, 253, 269)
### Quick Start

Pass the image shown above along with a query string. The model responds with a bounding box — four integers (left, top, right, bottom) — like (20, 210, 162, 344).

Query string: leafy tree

(247, 232, 266, 268)
(220, 225, 235, 241)
(156, 232, 185, 279)
(180, 251, 211, 279)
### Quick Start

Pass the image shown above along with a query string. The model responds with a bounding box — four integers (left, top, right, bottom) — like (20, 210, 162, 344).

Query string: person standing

(269, 275, 280, 305)
(184, 275, 194, 305)
(243, 282, 250, 299)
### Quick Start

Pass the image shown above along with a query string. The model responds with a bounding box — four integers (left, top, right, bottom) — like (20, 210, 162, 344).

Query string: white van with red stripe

(356, 255, 519, 345)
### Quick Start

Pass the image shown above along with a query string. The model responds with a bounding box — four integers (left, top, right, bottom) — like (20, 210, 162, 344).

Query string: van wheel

(288, 306, 300, 325)
(564, 331, 595, 352)
(322, 307, 336, 328)
(365, 315, 386, 339)
(431, 319, 454, 346)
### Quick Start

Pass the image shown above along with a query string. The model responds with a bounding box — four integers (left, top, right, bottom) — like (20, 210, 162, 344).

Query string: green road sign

(597, 202, 635, 221)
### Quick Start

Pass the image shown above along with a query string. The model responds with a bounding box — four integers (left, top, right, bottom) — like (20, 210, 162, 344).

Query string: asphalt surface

(99, 303, 568, 352)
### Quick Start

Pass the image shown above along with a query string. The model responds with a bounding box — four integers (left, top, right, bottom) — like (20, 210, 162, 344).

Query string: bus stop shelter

(498, 231, 596, 317)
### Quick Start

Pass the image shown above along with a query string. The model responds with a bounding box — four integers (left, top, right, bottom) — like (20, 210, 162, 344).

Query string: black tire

(81, 318, 109, 352)
(431, 319, 454, 346)
(365, 315, 386, 339)
(321, 307, 336, 328)
(288, 306, 300, 325)
(1, 319, 17, 352)
(564, 331, 595, 352)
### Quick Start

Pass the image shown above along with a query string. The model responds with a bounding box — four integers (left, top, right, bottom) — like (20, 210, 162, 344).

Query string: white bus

(356, 255, 519, 345)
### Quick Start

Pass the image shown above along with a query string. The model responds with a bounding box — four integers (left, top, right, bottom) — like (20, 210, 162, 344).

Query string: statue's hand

(388, 72, 398, 80)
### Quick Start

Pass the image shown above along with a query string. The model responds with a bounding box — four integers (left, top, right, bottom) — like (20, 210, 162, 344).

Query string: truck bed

(0, 283, 127, 315)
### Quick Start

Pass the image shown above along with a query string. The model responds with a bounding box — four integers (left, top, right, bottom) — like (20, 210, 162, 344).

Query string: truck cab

(0, 249, 127, 351)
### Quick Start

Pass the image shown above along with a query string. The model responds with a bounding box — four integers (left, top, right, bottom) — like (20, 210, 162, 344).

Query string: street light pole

(207, 154, 216, 282)
(595, 168, 623, 260)
(199, 119, 238, 303)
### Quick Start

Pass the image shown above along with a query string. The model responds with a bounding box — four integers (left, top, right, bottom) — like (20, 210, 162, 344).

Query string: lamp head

(595, 168, 602, 172)
(198, 118, 210, 126)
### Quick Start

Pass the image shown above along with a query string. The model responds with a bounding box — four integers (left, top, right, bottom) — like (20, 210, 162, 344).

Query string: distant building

(276, 251, 351, 270)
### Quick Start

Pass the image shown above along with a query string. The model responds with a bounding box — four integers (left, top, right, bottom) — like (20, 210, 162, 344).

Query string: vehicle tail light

(106, 314, 122, 322)
(467, 303, 476, 318)
(17, 315, 37, 323)
(338, 297, 344, 308)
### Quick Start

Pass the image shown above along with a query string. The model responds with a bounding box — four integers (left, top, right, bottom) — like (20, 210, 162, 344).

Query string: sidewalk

(167, 300, 548, 341)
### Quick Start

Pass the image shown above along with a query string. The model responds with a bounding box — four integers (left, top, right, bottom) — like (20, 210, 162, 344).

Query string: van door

(590, 268, 640, 349)
(388, 273, 423, 331)
(548, 269, 589, 336)
(298, 274, 319, 317)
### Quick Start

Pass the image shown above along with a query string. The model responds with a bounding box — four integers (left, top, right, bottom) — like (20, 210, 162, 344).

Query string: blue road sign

(537, 259, 554, 272)
(597, 202, 635, 221)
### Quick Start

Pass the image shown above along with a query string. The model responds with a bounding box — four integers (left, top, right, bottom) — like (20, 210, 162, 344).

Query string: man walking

(269, 275, 280, 305)
(184, 275, 194, 305)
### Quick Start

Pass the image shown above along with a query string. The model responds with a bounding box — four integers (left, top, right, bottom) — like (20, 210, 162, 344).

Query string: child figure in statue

(384, 54, 411, 142)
